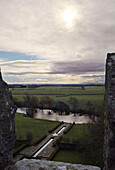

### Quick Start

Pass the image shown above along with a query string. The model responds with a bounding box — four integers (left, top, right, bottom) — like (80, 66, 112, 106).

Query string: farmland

(13, 85, 104, 168)
(11, 85, 104, 109)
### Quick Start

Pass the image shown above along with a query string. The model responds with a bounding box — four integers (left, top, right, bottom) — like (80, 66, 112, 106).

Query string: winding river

(17, 108, 94, 124)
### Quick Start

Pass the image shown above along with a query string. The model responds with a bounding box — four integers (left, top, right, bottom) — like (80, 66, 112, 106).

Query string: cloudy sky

(0, 0, 115, 84)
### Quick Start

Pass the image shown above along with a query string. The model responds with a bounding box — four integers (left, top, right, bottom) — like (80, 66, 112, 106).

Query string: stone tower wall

(104, 53, 115, 170)
(0, 72, 16, 169)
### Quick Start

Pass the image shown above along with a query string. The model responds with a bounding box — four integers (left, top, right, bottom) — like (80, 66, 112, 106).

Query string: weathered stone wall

(9, 158, 101, 170)
(104, 53, 115, 170)
(0, 71, 16, 169)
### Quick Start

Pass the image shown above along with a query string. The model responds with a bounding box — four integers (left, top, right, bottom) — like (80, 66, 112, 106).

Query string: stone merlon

(0, 70, 17, 169)
(104, 53, 115, 170)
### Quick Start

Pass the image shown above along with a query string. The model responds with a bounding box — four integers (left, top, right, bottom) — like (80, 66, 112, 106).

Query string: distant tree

(12, 97, 23, 107)
(86, 100, 95, 117)
(39, 96, 46, 110)
(39, 96, 54, 111)
(44, 96, 54, 109)
(23, 95, 39, 117)
(39, 96, 49, 109)
(81, 85, 85, 90)
(12, 97, 18, 105)
(54, 101, 70, 115)
(68, 97, 79, 115)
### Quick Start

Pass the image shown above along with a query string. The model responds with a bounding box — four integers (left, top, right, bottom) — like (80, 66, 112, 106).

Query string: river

(17, 108, 94, 124)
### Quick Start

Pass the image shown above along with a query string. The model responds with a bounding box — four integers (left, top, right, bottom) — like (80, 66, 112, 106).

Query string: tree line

(13, 95, 104, 119)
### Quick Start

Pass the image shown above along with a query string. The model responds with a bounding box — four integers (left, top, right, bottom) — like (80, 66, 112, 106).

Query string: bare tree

(23, 95, 38, 117)
(68, 97, 79, 115)
(39, 96, 54, 112)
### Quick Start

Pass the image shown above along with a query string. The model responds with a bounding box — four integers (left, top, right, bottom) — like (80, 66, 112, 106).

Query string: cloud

(0, 60, 53, 74)
(0, 0, 115, 63)
(52, 61, 105, 74)
(0, 0, 114, 83)
(80, 74, 105, 84)
(0, 58, 5, 63)
(82, 75, 104, 78)
(0, 59, 104, 84)
(1, 59, 104, 76)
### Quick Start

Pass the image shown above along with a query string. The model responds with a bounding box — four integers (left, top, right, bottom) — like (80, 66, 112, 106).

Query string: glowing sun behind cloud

(59, 7, 78, 30)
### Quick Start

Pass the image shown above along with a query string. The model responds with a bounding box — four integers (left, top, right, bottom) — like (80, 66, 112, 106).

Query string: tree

(44, 96, 54, 109)
(68, 97, 79, 115)
(39, 96, 54, 111)
(86, 100, 95, 117)
(81, 85, 85, 90)
(23, 95, 39, 117)
(12, 97, 23, 107)
(39, 96, 46, 110)
(54, 101, 70, 115)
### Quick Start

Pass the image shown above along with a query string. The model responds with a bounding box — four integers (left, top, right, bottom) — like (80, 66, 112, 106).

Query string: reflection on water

(17, 108, 93, 124)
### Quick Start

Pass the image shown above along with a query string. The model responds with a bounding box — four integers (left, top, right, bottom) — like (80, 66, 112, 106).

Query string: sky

(0, 0, 115, 84)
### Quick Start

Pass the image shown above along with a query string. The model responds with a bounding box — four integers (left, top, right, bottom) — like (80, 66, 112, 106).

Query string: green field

(53, 150, 96, 165)
(52, 124, 104, 168)
(15, 112, 60, 143)
(14, 85, 104, 168)
(11, 86, 104, 109)
(62, 124, 92, 142)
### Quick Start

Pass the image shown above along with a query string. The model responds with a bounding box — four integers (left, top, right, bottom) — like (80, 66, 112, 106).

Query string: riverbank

(15, 112, 60, 142)
(17, 108, 95, 124)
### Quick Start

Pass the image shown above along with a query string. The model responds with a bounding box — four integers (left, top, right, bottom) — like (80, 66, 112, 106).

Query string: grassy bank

(52, 124, 104, 168)
(15, 113, 60, 143)
(53, 149, 97, 165)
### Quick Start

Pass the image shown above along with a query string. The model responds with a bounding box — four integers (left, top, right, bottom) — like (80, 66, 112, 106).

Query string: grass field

(52, 124, 103, 168)
(11, 86, 104, 109)
(11, 86, 104, 96)
(62, 124, 92, 142)
(53, 149, 101, 167)
(15, 112, 60, 143)
(14, 85, 104, 167)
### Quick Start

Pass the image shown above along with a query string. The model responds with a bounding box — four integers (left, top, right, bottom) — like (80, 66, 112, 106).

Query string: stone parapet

(8, 159, 101, 170)
(104, 53, 115, 170)
(0, 71, 16, 169)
